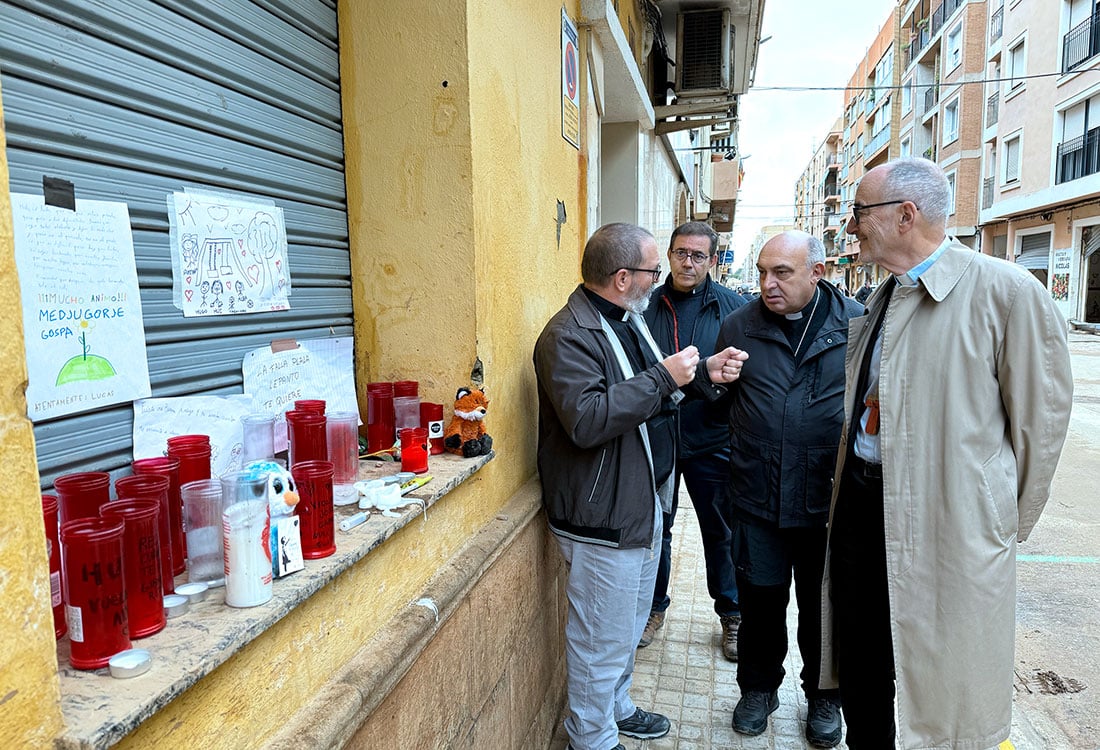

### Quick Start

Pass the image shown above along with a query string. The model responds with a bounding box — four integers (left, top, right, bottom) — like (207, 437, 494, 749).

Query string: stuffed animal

(443, 387, 493, 457)
(243, 459, 299, 518)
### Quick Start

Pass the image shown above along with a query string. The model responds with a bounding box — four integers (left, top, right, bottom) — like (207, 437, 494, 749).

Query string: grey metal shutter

(0, 0, 351, 487)
(1016, 232, 1052, 270)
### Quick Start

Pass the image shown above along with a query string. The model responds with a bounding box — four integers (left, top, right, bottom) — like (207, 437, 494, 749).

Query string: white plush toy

(244, 460, 299, 518)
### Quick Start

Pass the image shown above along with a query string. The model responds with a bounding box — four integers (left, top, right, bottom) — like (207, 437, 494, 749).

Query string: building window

(1004, 133, 1022, 183)
(946, 170, 957, 215)
(947, 24, 963, 71)
(901, 135, 912, 157)
(902, 77, 913, 114)
(1007, 38, 1027, 93)
(1056, 89, 1100, 183)
(944, 97, 960, 143)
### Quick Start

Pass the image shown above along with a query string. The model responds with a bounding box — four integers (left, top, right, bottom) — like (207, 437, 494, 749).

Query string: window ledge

(55, 451, 495, 750)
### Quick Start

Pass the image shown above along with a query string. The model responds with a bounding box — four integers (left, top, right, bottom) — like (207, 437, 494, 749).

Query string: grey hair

(805, 234, 826, 268)
(581, 223, 655, 284)
(669, 221, 719, 255)
(881, 157, 949, 226)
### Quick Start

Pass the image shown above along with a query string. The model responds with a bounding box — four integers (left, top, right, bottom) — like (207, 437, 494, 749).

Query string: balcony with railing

(982, 176, 994, 209)
(923, 143, 938, 161)
(1057, 126, 1100, 183)
(990, 5, 1003, 43)
(986, 91, 999, 127)
(864, 92, 877, 117)
(1064, 10, 1100, 73)
(924, 84, 939, 113)
(864, 127, 890, 160)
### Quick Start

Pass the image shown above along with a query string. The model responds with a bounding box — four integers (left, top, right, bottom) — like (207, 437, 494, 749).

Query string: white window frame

(945, 169, 958, 215)
(946, 23, 963, 73)
(902, 76, 913, 114)
(943, 96, 961, 144)
(1003, 130, 1023, 185)
(1006, 34, 1027, 98)
(901, 134, 912, 157)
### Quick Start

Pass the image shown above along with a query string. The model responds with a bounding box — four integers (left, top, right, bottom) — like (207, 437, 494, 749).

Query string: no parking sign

(561, 9, 580, 149)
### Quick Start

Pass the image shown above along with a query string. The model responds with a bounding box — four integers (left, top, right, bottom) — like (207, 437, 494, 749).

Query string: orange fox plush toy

(443, 387, 493, 457)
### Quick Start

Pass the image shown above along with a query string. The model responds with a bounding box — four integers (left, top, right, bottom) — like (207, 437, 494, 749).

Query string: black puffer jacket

(711, 281, 863, 527)
(644, 275, 746, 458)
(534, 286, 680, 548)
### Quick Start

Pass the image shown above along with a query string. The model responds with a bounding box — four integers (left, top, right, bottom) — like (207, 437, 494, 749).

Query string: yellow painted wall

(0, 83, 66, 747)
(2, 1, 593, 744)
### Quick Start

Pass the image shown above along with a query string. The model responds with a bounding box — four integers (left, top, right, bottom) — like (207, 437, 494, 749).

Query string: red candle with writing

(61, 517, 130, 670)
(291, 460, 336, 559)
(132, 456, 185, 581)
(101, 499, 165, 638)
(116, 471, 176, 593)
(42, 494, 66, 639)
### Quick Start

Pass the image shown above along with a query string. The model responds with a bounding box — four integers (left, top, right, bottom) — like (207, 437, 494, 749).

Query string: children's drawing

(11, 194, 152, 421)
(168, 191, 291, 317)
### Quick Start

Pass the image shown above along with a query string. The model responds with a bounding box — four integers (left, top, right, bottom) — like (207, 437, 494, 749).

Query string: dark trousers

(830, 455, 896, 748)
(651, 453, 739, 617)
(733, 519, 837, 700)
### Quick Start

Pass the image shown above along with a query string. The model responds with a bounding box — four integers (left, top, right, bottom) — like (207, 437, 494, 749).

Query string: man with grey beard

(535, 222, 747, 750)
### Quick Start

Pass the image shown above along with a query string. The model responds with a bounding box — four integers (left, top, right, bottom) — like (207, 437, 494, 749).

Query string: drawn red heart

(186, 276, 192, 284)
(184, 289, 193, 302)
(275, 259, 281, 269)
(246, 265, 261, 285)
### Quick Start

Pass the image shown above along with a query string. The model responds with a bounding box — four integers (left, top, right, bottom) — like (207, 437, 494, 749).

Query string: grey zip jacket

(534, 285, 679, 549)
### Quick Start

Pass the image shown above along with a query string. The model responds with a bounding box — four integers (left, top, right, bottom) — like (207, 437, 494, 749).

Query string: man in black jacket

(640, 222, 746, 660)
(534, 223, 747, 750)
(705, 230, 861, 747)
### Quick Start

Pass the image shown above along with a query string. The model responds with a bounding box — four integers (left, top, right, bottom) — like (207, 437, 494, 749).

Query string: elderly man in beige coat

(820, 157, 1073, 749)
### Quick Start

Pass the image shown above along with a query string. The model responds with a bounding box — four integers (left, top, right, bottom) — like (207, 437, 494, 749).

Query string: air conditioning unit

(675, 9, 732, 98)
(824, 206, 835, 214)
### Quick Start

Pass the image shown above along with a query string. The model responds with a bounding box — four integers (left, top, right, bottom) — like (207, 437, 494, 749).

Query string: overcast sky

(731, 0, 901, 260)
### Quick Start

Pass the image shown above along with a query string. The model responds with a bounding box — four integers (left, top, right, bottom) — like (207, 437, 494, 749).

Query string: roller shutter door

(0, 0, 351, 486)
(1016, 232, 1052, 270)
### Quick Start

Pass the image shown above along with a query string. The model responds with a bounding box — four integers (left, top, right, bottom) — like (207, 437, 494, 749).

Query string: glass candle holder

(291, 460, 336, 559)
(61, 517, 130, 670)
(53, 471, 111, 527)
(420, 402, 445, 455)
(399, 427, 429, 474)
(131, 456, 184, 581)
(181, 479, 226, 588)
(219, 470, 272, 608)
(41, 494, 66, 639)
(100, 499, 165, 639)
(241, 414, 276, 464)
(286, 410, 327, 467)
(366, 382, 395, 454)
(325, 411, 360, 505)
(116, 472, 176, 593)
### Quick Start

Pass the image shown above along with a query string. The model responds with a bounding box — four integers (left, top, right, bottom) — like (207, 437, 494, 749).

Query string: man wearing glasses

(820, 157, 1073, 748)
(640, 222, 746, 660)
(534, 223, 748, 750)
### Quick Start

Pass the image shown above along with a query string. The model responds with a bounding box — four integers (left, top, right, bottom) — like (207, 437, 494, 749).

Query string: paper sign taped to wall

(242, 337, 359, 451)
(132, 395, 254, 476)
(12, 194, 152, 421)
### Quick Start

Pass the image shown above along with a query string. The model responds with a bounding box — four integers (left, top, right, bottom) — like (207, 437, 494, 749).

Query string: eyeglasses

(619, 267, 662, 283)
(848, 199, 915, 224)
(671, 249, 712, 264)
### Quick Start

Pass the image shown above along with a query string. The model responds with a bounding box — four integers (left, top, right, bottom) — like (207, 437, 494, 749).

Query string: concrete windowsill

(55, 451, 494, 750)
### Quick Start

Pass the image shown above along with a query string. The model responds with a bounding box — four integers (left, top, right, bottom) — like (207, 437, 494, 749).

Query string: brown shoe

(720, 614, 740, 661)
(637, 610, 665, 648)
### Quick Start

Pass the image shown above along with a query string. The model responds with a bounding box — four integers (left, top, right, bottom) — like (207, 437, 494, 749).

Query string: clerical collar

(784, 287, 819, 320)
(582, 286, 631, 321)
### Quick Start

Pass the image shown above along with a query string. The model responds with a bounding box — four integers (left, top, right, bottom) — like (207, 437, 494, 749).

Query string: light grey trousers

(555, 499, 662, 750)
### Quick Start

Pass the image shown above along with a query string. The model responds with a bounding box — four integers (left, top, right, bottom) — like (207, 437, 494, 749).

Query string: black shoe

(805, 697, 843, 748)
(616, 707, 671, 739)
(731, 690, 779, 736)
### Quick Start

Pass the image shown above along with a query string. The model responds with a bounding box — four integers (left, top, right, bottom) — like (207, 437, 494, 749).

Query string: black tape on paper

(43, 176, 76, 211)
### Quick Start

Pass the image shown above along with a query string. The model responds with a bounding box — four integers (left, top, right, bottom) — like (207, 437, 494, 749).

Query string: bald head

(756, 230, 826, 315)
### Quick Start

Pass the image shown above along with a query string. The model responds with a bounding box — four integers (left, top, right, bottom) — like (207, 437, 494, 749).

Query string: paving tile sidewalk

(550, 488, 845, 750)
(549, 487, 1052, 750)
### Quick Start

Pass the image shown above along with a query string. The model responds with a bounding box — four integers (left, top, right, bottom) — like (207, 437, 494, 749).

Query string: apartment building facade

(795, 119, 845, 263)
(899, 0, 988, 250)
(979, 0, 1100, 323)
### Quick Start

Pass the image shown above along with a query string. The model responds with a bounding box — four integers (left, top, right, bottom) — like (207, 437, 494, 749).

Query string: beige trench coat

(819, 242, 1074, 749)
